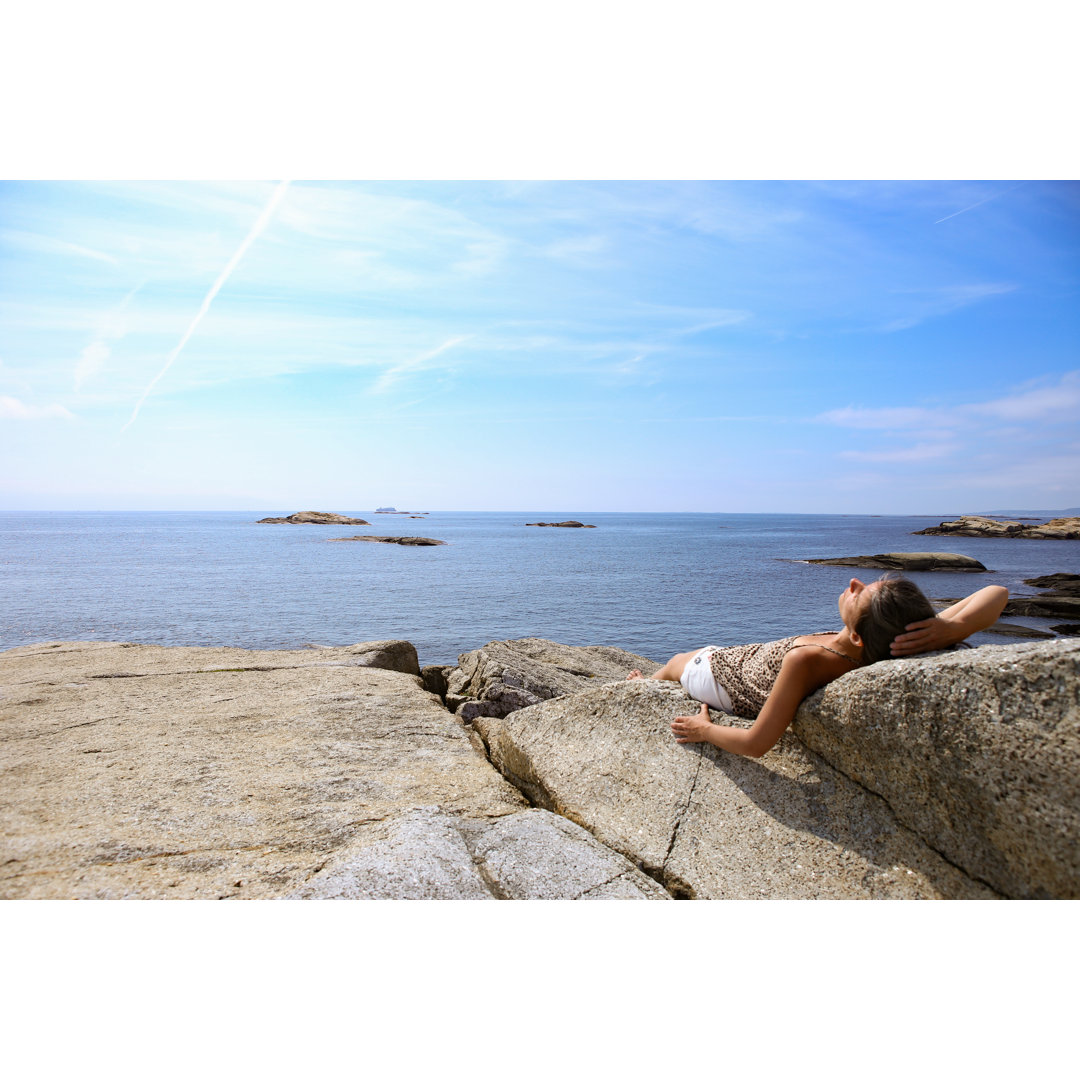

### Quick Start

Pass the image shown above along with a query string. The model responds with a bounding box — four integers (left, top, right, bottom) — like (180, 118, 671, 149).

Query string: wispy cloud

(818, 370, 1080, 432)
(934, 182, 1026, 224)
(839, 442, 958, 463)
(121, 181, 291, 431)
(1, 395, 75, 420)
(878, 283, 1016, 333)
(816, 405, 942, 430)
(370, 335, 471, 394)
(74, 282, 143, 391)
(542, 235, 609, 261)
(969, 371, 1080, 422)
(0, 228, 120, 266)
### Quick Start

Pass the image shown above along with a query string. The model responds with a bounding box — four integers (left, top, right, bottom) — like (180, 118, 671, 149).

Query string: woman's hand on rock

(671, 702, 713, 743)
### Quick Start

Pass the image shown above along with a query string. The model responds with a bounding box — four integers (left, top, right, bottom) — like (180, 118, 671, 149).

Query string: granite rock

(1024, 573, 1080, 593)
(525, 521, 596, 528)
(914, 515, 1080, 539)
(0, 642, 526, 898)
(472, 680, 996, 899)
(290, 806, 668, 900)
(257, 511, 370, 525)
(1004, 596, 1080, 619)
(327, 535, 446, 546)
(805, 552, 987, 572)
(445, 637, 659, 722)
(792, 639, 1080, 899)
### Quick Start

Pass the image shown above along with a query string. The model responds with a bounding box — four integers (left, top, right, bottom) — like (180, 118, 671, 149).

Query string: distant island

(805, 552, 987, 572)
(328, 535, 446, 546)
(914, 516, 1080, 540)
(525, 521, 597, 528)
(257, 511, 370, 525)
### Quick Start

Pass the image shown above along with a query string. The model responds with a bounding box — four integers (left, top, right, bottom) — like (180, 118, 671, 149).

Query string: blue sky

(1, 179, 1077, 512)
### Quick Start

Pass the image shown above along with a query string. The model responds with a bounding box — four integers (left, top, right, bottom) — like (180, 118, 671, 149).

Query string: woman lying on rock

(626, 576, 1008, 759)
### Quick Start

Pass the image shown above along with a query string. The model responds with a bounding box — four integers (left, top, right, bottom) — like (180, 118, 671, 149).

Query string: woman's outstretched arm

(890, 584, 1009, 656)
(671, 648, 836, 758)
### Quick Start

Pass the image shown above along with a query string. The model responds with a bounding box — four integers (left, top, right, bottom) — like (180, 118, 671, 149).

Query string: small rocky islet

(3, 633, 1077, 900)
(913, 515, 1080, 539)
(257, 511, 371, 525)
(804, 552, 987, 572)
(328, 536, 446, 546)
(525, 520, 596, 528)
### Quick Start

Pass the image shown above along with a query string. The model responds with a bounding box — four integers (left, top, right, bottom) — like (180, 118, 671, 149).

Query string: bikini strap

(787, 641, 860, 665)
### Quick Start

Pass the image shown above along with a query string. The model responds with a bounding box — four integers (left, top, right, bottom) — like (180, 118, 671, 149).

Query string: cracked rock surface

(793, 639, 1080, 899)
(290, 806, 668, 900)
(474, 680, 999, 899)
(445, 637, 659, 721)
(2, 641, 668, 899)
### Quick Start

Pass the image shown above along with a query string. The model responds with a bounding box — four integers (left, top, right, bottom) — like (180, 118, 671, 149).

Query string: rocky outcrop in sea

(805, 552, 987, 571)
(3, 635, 1077, 899)
(327, 536, 446, 546)
(257, 511, 371, 525)
(525, 521, 596, 528)
(914, 515, 1080, 539)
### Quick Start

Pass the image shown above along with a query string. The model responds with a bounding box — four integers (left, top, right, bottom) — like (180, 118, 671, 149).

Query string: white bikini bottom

(679, 646, 734, 713)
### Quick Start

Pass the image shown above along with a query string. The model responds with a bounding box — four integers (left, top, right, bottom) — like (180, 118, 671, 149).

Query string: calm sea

(1, 512, 1076, 666)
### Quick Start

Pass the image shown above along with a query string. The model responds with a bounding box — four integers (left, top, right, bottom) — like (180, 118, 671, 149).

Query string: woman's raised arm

(890, 584, 1008, 657)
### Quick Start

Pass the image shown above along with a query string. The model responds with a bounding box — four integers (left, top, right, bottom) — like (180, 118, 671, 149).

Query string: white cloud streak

(370, 335, 470, 394)
(818, 371, 1080, 432)
(839, 442, 958, 463)
(75, 282, 143, 391)
(1, 396, 75, 420)
(934, 182, 1026, 224)
(121, 181, 291, 432)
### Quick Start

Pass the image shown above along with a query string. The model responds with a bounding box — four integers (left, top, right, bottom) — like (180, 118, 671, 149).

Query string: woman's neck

(829, 627, 865, 664)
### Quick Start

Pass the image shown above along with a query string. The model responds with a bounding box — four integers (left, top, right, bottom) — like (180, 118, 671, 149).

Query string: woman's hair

(856, 574, 936, 664)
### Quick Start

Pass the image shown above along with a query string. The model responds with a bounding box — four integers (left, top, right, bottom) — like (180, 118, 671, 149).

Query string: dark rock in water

(805, 552, 987, 572)
(914, 515, 1080, 539)
(257, 511, 370, 525)
(981, 623, 1055, 639)
(375, 506, 396, 512)
(1024, 573, 1080, 588)
(525, 520, 596, 528)
(1050, 624, 1080, 636)
(327, 535, 446, 546)
(1023, 574, 1080, 597)
(1004, 596, 1080, 619)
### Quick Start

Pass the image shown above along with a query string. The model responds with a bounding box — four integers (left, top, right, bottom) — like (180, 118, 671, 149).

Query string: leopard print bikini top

(708, 633, 859, 719)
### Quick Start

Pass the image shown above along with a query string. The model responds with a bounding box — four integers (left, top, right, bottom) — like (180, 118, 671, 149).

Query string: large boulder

(792, 639, 1080, 899)
(0, 641, 660, 899)
(445, 637, 660, 721)
(472, 680, 996, 899)
(805, 552, 987, 571)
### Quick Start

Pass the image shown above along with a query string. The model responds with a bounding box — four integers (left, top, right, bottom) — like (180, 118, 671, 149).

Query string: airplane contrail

(121, 180, 291, 431)
(934, 181, 1026, 224)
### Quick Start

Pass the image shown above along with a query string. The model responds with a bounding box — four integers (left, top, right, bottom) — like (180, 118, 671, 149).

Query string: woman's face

(838, 577, 880, 629)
